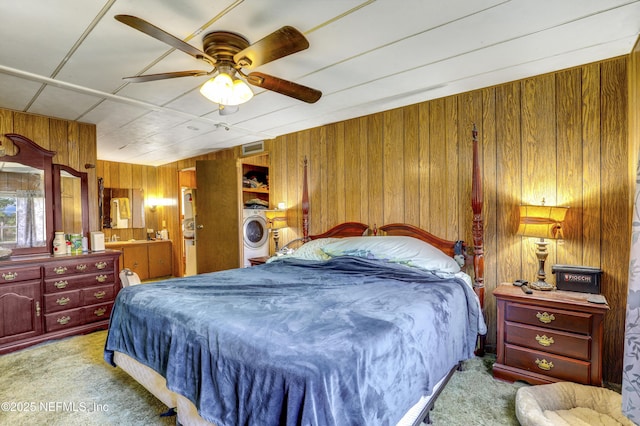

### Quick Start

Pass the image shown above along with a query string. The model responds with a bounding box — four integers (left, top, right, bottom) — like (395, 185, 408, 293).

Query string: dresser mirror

(0, 134, 55, 255)
(53, 164, 89, 238)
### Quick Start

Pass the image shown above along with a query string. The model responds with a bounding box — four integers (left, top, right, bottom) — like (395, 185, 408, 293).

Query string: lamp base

(529, 280, 555, 291)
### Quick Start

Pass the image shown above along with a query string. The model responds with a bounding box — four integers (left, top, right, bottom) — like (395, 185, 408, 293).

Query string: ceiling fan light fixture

(200, 72, 253, 106)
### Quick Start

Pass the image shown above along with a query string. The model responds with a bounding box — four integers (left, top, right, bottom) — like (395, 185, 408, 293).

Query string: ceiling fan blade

(115, 15, 216, 65)
(124, 70, 209, 83)
(234, 26, 309, 69)
(246, 72, 321, 104)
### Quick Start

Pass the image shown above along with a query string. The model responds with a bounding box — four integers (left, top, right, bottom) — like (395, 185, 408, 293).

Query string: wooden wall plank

(445, 97, 459, 241)
(418, 103, 431, 231)
(344, 119, 362, 223)
(582, 64, 602, 268)
(404, 105, 420, 226)
(367, 113, 384, 231)
(555, 68, 583, 267)
(383, 109, 404, 224)
(429, 99, 447, 235)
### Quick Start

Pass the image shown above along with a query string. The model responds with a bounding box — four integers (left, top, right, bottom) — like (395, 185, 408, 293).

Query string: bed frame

(113, 126, 484, 426)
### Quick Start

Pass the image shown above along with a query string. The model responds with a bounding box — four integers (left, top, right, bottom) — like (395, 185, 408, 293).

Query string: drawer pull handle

(96, 274, 108, 283)
(536, 312, 555, 324)
(54, 280, 68, 289)
(54, 266, 68, 275)
(535, 358, 554, 371)
(57, 316, 71, 325)
(94, 291, 106, 299)
(56, 297, 71, 306)
(94, 307, 107, 317)
(536, 335, 554, 347)
(2, 272, 18, 281)
(95, 261, 107, 270)
(76, 264, 88, 272)
(36, 301, 41, 317)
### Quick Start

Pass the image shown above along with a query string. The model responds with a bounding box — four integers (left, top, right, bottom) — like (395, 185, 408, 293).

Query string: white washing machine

(242, 209, 269, 267)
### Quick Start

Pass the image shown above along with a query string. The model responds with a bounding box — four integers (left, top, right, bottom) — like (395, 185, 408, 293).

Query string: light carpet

(0, 330, 524, 425)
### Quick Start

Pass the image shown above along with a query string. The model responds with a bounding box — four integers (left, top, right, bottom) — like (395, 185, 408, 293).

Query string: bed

(104, 127, 486, 426)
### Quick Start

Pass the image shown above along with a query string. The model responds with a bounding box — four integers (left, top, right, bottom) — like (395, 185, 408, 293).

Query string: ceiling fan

(114, 15, 322, 106)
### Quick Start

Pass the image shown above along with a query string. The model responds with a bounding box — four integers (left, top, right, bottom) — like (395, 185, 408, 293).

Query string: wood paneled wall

(257, 57, 629, 384)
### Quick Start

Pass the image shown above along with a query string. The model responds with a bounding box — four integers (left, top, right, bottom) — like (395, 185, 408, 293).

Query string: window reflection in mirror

(0, 162, 46, 249)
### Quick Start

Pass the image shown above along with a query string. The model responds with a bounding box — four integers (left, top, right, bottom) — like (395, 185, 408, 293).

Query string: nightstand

(248, 256, 270, 266)
(493, 284, 609, 386)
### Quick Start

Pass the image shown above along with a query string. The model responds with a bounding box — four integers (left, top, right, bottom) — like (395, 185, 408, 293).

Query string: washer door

(243, 214, 268, 248)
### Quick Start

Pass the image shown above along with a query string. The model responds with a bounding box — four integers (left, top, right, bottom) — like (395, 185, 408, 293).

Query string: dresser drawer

(84, 302, 113, 323)
(44, 290, 82, 313)
(45, 272, 115, 293)
(504, 344, 591, 384)
(505, 321, 591, 361)
(0, 266, 41, 284)
(43, 258, 115, 278)
(505, 302, 593, 334)
(44, 308, 84, 332)
(81, 285, 115, 305)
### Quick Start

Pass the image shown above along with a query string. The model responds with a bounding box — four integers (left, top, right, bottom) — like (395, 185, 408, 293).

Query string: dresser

(0, 251, 121, 354)
(493, 284, 609, 386)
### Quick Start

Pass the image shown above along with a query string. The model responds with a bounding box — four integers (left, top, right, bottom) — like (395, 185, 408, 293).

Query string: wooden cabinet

(0, 278, 42, 346)
(493, 284, 609, 386)
(148, 241, 172, 278)
(0, 251, 120, 354)
(106, 240, 172, 281)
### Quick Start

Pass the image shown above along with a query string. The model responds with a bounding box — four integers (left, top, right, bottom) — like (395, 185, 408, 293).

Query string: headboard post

(302, 157, 310, 242)
(471, 124, 485, 356)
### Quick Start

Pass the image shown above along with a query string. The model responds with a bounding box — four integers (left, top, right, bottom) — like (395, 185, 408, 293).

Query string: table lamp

(265, 209, 287, 252)
(517, 203, 569, 291)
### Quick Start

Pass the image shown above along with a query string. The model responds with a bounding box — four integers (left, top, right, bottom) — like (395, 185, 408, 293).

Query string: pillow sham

(320, 235, 461, 273)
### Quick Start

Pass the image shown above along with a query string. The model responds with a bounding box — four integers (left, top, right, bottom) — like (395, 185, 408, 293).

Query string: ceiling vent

(241, 141, 264, 156)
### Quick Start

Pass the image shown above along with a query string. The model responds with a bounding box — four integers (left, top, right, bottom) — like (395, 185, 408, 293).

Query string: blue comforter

(104, 256, 485, 426)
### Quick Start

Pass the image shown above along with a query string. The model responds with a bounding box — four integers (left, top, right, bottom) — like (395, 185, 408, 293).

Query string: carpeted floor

(0, 330, 525, 425)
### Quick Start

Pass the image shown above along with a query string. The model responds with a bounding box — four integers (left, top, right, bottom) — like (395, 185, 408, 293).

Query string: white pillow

(278, 237, 340, 261)
(320, 235, 461, 273)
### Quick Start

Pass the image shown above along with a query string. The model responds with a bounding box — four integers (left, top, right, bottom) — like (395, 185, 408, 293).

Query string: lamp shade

(265, 210, 287, 230)
(517, 205, 569, 239)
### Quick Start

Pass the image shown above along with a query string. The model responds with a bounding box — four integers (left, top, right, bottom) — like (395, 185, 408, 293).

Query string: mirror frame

(53, 164, 89, 238)
(3, 133, 55, 255)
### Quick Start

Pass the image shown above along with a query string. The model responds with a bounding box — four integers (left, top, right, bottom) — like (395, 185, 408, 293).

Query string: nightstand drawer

(505, 302, 593, 334)
(505, 321, 591, 360)
(504, 344, 591, 384)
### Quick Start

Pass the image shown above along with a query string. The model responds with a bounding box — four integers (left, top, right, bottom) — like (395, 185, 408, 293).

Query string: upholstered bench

(515, 382, 634, 426)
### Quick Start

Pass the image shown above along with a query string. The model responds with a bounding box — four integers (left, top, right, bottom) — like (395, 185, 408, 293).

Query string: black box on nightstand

(552, 264, 602, 294)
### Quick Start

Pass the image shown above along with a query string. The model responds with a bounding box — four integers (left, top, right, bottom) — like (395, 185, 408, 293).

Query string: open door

(195, 158, 242, 273)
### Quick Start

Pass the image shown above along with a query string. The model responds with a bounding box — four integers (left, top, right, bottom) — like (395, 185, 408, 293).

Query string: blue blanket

(104, 256, 485, 426)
